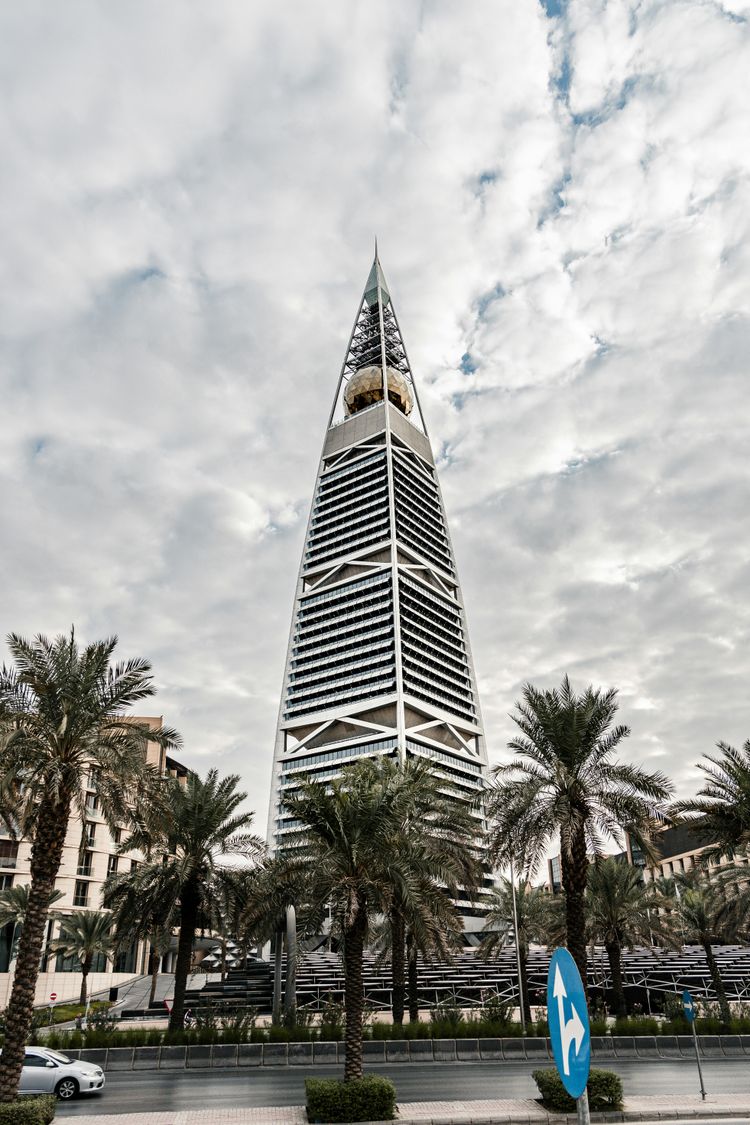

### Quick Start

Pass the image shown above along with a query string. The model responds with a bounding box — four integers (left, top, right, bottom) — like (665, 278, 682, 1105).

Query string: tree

(49, 911, 116, 1006)
(672, 740, 750, 856)
(278, 755, 474, 1081)
(486, 676, 672, 991)
(668, 866, 750, 1025)
(381, 758, 480, 1026)
(0, 884, 64, 930)
(119, 768, 263, 1032)
(103, 865, 176, 1008)
(480, 876, 557, 1023)
(585, 859, 675, 1016)
(0, 885, 64, 971)
(0, 629, 178, 1103)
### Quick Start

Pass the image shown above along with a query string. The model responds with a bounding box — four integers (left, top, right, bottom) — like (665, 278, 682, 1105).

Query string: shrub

(305, 1076, 396, 1123)
(0, 1096, 56, 1124)
(532, 1068, 623, 1112)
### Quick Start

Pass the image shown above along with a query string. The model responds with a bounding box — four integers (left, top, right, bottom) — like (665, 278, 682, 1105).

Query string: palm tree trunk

(169, 876, 200, 1033)
(272, 929, 283, 1024)
(561, 828, 589, 995)
(407, 930, 419, 1022)
(148, 945, 160, 1007)
(519, 945, 532, 1025)
(703, 941, 731, 1025)
(79, 956, 91, 1007)
(0, 794, 71, 1103)
(343, 903, 367, 1081)
(284, 904, 297, 1025)
(605, 940, 626, 1017)
(391, 908, 405, 1025)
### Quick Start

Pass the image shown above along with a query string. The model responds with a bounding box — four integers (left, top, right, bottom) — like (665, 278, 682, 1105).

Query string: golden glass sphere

(344, 365, 413, 417)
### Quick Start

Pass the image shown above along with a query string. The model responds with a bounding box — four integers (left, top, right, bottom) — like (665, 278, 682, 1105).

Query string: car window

(23, 1055, 49, 1067)
(45, 1050, 70, 1064)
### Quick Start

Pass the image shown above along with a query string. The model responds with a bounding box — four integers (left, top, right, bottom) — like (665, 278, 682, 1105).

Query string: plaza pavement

(59, 1092, 750, 1124)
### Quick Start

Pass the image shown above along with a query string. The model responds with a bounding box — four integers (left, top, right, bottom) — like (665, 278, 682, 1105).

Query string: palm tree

(486, 676, 672, 991)
(49, 911, 116, 1006)
(239, 852, 319, 1024)
(119, 768, 263, 1032)
(672, 740, 750, 856)
(381, 758, 480, 1026)
(0, 629, 178, 1102)
(585, 859, 675, 1016)
(0, 884, 64, 929)
(480, 877, 557, 1023)
(668, 866, 750, 1025)
(0, 884, 64, 970)
(278, 755, 473, 1081)
(103, 866, 176, 1008)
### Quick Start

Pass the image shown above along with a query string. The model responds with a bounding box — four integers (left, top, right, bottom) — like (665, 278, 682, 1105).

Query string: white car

(16, 1046, 105, 1099)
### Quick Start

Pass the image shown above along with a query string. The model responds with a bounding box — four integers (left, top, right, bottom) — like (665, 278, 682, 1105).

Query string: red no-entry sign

(49, 992, 57, 1001)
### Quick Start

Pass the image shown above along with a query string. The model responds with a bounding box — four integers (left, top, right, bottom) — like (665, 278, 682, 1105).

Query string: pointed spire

(364, 249, 390, 309)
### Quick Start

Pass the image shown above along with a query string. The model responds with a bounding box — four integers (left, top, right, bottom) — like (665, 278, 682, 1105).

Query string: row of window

(310, 479, 389, 533)
(297, 572, 391, 620)
(306, 520, 390, 562)
(280, 738, 398, 777)
(308, 491, 389, 549)
(284, 675, 396, 718)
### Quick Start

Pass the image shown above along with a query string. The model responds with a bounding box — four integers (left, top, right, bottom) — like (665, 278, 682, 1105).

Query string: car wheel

(55, 1077, 79, 1100)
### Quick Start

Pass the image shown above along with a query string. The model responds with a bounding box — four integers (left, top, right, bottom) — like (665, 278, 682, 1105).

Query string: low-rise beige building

(0, 717, 187, 1007)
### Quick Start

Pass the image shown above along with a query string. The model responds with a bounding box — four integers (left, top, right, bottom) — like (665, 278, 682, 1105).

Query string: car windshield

(45, 1050, 71, 1064)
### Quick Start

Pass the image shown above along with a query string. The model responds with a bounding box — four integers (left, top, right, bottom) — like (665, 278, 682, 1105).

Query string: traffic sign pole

(691, 1019, 706, 1101)
(682, 990, 706, 1101)
(577, 1088, 591, 1125)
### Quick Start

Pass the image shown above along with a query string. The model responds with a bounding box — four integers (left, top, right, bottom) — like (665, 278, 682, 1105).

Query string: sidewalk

(65, 1092, 750, 1124)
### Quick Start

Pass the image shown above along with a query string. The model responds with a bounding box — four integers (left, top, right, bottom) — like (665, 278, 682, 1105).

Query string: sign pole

(682, 990, 706, 1101)
(691, 1018, 706, 1101)
(577, 1088, 591, 1125)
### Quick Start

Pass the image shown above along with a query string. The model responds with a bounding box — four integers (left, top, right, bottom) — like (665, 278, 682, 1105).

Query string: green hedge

(305, 1076, 396, 1123)
(0, 1097, 56, 1124)
(532, 1068, 623, 1112)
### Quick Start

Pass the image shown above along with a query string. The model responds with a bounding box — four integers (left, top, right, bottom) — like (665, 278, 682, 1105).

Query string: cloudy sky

(2, 0, 749, 830)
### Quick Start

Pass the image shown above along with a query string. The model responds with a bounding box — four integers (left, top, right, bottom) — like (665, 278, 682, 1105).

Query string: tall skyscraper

(268, 252, 489, 919)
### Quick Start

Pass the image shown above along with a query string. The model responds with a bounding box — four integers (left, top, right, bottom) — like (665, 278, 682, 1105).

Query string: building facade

(0, 716, 187, 1006)
(267, 253, 489, 923)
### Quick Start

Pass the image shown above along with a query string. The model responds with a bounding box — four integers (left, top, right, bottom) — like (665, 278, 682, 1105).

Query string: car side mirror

(45, 1060, 55, 1068)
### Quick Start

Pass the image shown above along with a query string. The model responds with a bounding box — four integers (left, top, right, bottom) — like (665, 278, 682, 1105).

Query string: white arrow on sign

(553, 965, 585, 1075)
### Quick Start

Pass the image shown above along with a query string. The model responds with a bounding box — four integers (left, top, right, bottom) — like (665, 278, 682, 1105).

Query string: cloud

(1, 0, 748, 830)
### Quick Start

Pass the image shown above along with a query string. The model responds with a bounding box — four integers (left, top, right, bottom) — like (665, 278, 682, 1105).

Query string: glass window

(73, 880, 89, 907)
(0, 841, 19, 869)
(23, 1054, 49, 1068)
(107, 855, 118, 877)
(77, 852, 93, 877)
(85, 822, 96, 845)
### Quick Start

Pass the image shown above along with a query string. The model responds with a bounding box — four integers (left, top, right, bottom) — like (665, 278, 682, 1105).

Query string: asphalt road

(56, 1058, 750, 1116)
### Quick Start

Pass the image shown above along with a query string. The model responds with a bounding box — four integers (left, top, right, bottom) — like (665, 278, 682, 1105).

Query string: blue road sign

(547, 947, 591, 1100)
(683, 990, 696, 1022)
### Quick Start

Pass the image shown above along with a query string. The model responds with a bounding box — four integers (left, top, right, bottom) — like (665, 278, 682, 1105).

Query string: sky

(1, 0, 749, 834)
